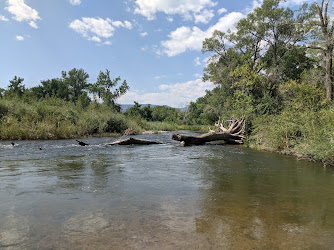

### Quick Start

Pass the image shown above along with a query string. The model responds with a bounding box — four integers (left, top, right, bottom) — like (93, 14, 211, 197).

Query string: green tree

(307, 0, 334, 101)
(6, 76, 25, 97)
(125, 101, 142, 117)
(151, 106, 182, 123)
(200, 0, 315, 120)
(90, 69, 129, 109)
(62, 68, 90, 103)
(0, 88, 5, 98)
(39, 78, 70, 101)
(141, 104, 153, 121)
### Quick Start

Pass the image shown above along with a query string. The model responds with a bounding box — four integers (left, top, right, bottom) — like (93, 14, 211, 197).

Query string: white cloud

(5, 0, 41, 28)
(154, 75, 166, 80)
(69, 17, 132, 44)
(29, 20, 38, 29)
(90, 36, 101, 42)
(217, 8, 227, 15)
(166, 16, 173, 22)
(117, 78, 214, 107)
(140, 32, 148, 37)
(161, 11, 244, 56)
(134, 0, 217, 21)
(161, 26, 205, 56)
(69, 0, 82, 6)
(112, 20, 133, 29)
(194, 57, 201, 66)
(281, 0, 313, 6)
(194, 9, 214, 23)
(124, 20, 133, 29)
(16, 35, 24, 41)
(0, 15, 9, 21)
(70, 17, 114, 39)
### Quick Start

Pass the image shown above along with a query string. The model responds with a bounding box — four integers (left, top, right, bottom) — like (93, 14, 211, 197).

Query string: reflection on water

(0, 133, 334, 249)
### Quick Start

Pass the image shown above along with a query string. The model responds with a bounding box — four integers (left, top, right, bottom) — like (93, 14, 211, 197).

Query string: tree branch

(306, 45, 325, 51)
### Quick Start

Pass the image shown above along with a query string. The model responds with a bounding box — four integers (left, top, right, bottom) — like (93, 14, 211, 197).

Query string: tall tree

(309, 0, 334, 101)
(90, 69, 129, 108)
(62, 68, 90, 103)
(40, 78, 70, 100)
(233, 0, 312, 82)
(203, 0, 313, 87)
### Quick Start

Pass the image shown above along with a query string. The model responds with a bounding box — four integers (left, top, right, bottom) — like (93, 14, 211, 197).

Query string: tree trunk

(108, 137, 163, 145)
(172, 116, 246, 146)
(315, 0, 334, 101)
(325, 47, 333, 100)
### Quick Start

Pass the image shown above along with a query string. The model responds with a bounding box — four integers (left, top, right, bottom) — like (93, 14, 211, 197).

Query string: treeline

(0, 69, 197, 140)
(187, 0, 334, 164)
(0, 68, 129, 111)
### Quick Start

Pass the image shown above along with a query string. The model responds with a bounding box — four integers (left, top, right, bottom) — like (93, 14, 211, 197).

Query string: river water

(1, 132, 334, 249)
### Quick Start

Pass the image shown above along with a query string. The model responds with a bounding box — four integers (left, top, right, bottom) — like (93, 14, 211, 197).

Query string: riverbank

(0, 98, 208, 141)
(1, 97, 332, 166)
(247, 106, 334, 167)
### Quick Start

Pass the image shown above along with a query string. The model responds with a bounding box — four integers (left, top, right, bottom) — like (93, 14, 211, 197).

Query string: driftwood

(108, 137, 163, 146)
(172, 116, 245, 146)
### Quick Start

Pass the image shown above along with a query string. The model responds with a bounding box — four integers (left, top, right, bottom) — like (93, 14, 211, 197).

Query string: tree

(62, 68, 90, 103)
(200, 0, 316, 121)
(233, 0, 313, 82)
(6, 76, 25, 97)
(309, 0, 334, 101)
(90, 69, 129, 109)
(39, 78, 70, 101)
(0, 88, 5, 98)
(141, 104, 153, 121)
(125, 101, 142, 117)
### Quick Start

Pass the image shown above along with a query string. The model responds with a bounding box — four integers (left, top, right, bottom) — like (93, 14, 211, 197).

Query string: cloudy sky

(1, 0, 312, 107)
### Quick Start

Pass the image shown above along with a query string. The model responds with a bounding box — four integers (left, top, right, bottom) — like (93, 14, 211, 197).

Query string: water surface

(1, 132, 334, 249)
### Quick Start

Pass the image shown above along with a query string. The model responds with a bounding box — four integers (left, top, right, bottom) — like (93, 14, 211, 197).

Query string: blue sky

(1, 0, 311, 107)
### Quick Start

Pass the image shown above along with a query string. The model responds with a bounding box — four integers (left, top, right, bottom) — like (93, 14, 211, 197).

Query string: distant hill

(119, 104, 187, 113)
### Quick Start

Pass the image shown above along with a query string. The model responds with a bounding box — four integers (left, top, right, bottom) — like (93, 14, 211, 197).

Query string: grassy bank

(248, 105, 334, 166)
(0, 98, 206, 140)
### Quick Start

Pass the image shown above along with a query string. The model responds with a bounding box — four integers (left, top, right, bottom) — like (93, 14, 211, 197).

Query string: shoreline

(2, 130, 332, 167)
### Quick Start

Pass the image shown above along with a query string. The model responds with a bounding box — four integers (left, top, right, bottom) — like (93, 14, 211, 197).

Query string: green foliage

(279, 80, 326, 111)
(5, 76, 25, 98)
(251, 105, 334, 164)
(90, 69, 129, 108)
(184, 0, 334, 164)
(76, 92, 91, 109)
(125, 102, 183, 124)
(62, 68, 90, 103)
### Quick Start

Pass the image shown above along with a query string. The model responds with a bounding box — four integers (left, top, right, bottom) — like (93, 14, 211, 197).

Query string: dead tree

(107, 137, 163, 146)
(172, 116, 246, 146)
(309, 0, 334, 101)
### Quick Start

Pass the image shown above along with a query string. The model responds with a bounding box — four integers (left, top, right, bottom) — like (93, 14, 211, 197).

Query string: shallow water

(1, 132, 334, 249)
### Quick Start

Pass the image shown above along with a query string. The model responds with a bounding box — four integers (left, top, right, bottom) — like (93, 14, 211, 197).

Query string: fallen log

(107, 137, 163, 146)
(172, 116, 245, 146)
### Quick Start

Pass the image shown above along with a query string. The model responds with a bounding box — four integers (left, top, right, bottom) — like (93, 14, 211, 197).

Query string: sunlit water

(1, 132, 334, 249)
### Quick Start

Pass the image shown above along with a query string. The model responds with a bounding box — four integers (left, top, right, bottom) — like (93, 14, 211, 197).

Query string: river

(1, 132, 334, 249)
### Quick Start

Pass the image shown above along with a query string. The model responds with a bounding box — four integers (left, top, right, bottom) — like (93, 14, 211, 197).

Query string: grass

(249, 105, 334, 166)
(0, 98, 206, 140)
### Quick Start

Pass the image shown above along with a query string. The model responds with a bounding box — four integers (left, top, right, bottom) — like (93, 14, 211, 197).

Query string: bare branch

(324, 1, 329, 27)
(315, 1, 328, 35)
(306, 45, 325, 51)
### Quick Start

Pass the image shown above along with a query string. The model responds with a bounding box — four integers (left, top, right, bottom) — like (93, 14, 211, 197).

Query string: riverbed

(1, 132, 334, 249)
